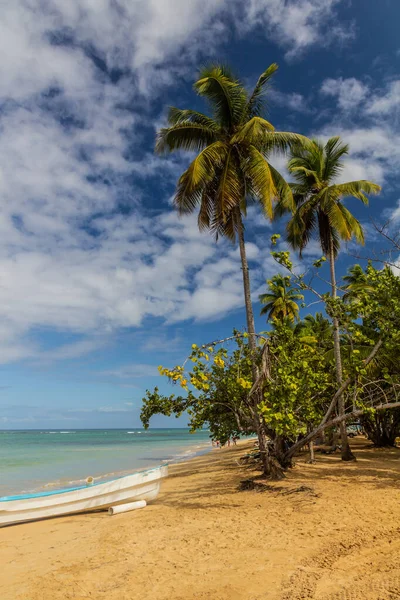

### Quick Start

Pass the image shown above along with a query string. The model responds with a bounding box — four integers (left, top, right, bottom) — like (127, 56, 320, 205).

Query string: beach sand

(1, 437, 400, 600)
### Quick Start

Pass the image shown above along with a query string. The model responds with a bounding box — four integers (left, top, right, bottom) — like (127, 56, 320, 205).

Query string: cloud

(0, 0, 352, 364)
(365, 80, 400, 116)
(389, 200, 400, 222)
(99, 364, 160, 379)
(314, 77, 400, 187)
(36, 339, 107, 364)
(240, 0, 352, 59)
(321, 77, 369, 111)
(269, 89, 311, 113)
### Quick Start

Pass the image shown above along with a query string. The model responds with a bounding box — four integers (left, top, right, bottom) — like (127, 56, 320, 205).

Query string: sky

(0, 0, 399, 429)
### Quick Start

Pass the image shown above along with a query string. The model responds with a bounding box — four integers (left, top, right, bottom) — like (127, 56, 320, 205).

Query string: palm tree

(156, 64, 305, 363)
(343, 264, 374, 301)
(280, 137, 381, 461)
(259, 274, 303, 323)
(295, 313, 332, 349)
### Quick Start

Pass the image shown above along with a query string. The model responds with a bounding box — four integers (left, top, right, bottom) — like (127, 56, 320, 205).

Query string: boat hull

(0, 465, 168, 527)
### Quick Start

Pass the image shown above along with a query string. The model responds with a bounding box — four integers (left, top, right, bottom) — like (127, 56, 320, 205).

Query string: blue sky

(0, 0, 399, 429)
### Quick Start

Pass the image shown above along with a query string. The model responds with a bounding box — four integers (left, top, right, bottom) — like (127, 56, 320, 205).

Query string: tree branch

(284, 338, 384, 460)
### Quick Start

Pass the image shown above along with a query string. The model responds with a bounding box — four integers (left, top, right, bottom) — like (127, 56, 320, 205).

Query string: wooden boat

(0, 465, 168, 527)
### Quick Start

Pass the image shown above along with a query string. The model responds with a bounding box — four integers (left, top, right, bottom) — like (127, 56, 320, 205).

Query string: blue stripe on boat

(0, 465, 166, 502)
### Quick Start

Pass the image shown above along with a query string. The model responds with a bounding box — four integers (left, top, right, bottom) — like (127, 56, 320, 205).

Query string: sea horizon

(0, 428, 213, 497)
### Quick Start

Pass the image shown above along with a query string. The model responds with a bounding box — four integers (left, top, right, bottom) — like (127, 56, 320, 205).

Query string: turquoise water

(0, 429, 212, 496)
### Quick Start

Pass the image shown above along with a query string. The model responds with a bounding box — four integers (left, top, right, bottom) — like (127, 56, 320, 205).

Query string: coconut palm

(156, 64, 306, 361)
(343, 264, 374, 301)
(279, 137, 381, 460)
(259, 274, 303, 323)
(295, 313, 332, 349)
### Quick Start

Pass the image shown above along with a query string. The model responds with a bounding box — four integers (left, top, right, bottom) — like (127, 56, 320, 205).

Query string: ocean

(0, 428, 212, 497)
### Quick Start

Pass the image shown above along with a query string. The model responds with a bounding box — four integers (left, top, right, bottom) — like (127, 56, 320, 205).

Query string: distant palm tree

(156, 64, 306, 362)
(295, 313, 332, 348)
(343, 264, 374, 301)
(259, 274, 303, 323)
(279, 137, 381, 461)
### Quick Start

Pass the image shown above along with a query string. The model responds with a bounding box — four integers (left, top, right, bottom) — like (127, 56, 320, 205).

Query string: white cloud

(0, 1, 349, 99)
(391, 200, 400, 222)
(100, 364, 159, 379)
(321, 77, 369, 111)
(269, 89, 310, 113)
(315, 125, 394, 186)
(0, 0, 352, 364)
(241, 0, 352, 59)
(315, 75, 400, 189)
(365, 80, 400, 116)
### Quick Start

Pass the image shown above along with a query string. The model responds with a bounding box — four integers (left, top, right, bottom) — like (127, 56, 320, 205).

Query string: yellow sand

(1, 438, 400, 600)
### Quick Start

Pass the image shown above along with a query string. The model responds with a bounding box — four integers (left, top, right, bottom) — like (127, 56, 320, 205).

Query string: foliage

(156, 64, 307, 240)
(278, 137, 381, 258)
(360, 409, 400, 447)
(141, 335, 256, 445)
(294, 313, 333, 351)
(259, 321, 332, 437)
(259, 274, 304, 323)
(141, 257, 400, 469)
(146, 64, 400, 476)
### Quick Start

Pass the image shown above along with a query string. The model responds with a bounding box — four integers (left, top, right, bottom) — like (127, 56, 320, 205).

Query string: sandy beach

(1, 438, 400, 600)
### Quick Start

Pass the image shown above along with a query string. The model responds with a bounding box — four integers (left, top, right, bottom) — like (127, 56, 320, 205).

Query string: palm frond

(260, 132, 309, 155)
(342, 265, 372, 301)
(336, 202, 365, 245)
(331, 180, 381, 204)
(173, 142, 228, 214)
(210, 149, 244, 240)
(259, 273, 302, 322)
(174, 179, 203, 215)
(198, 189, 213, 232)
(246, 63, 279, 118)
(194, 65, 247, 128)
(186, 141, 228, 189)
(316, 210, 336, 256)
(289, 165, 322, 187)
(324, 202, 353, 242)
(275, 183, 308, 217)
(167, 107, 220, 130)
(286, 206, 317, 255)
(269, 163, 294, 213)
(156, 123, 218, 154)
(323, 137, 348, 181)
(243, 146, 276, 219)
(218, 210, 238, 241)
(231, 116, 275, 145)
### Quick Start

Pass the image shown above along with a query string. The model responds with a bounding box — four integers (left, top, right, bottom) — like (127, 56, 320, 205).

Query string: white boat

(0, 465, 168, 527)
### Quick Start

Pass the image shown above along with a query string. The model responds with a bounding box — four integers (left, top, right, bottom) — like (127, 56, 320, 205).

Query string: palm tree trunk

(328, 235, 356, 462)
(235, 207, 257, 367)
(236, 207, 280, 477)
